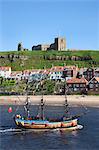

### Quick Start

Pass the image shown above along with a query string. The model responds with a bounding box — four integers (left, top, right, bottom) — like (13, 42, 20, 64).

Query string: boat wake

(77, 125, 83, 130)
(0, 127, 56, 134)
(0, 124, 83, 135)
(0, 128, 22, 133)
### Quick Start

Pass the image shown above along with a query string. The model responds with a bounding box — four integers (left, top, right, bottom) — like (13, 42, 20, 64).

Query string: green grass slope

(0, 50, 99, 71)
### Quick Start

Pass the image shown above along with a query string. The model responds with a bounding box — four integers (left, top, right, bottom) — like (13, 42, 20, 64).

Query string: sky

(0, 0, 99, 51)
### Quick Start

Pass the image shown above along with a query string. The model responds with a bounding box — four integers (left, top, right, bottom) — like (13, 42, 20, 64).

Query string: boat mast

(63, 69, 68, 116)
(24, 84, 30, 118)
(25, 96, 30, 117)
(64, 77, 68, 115)
(40, 80, 45, 120)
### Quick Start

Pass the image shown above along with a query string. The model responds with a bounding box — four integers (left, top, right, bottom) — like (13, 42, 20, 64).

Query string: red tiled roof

(94, 77, 99, 82)
(51, 66, 64, 72)
(67, 78, 88, 84)
(63, 66, 77, 70)
(0, 66, 11, 71)
(50, 66, 78, 72)
(39, 69, 50, 74)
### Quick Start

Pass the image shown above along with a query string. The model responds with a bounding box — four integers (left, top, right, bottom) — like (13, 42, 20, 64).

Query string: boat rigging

(13, 71, 83, 131)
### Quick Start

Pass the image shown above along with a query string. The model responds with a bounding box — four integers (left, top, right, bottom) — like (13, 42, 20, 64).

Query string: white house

(88, 77, 99, 92)
(49, 71, 63, 80)
(49, 66, 63, 81)
(49, 66, 77, 81)
(0, 67, 11, 78)
(94, 68, 99, 77)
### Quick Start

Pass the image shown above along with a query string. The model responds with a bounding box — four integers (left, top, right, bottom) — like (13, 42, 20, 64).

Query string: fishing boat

(14, 72, 83, 131)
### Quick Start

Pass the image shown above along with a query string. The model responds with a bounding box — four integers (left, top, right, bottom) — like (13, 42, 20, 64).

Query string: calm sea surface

(0, 105, 99, 150)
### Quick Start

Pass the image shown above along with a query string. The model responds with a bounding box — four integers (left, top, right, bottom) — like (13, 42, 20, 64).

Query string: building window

(74, 88, 78, 91)
(51, 76, 53, 79)
(80, 84, 84, 87)
(69, 84, 72, 87)
(76, 84, 79, 87)
(61, 39, 63, 42)
(96, 84, 98, 87)
(89, 84, 93, 88)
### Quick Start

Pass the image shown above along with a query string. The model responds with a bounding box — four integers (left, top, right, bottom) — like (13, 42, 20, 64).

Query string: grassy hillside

(0, 50, 99, 71)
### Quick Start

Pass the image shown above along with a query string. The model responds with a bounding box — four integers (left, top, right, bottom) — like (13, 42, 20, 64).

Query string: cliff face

(0, 50, 99, 71)
(43, 55, 92, 61)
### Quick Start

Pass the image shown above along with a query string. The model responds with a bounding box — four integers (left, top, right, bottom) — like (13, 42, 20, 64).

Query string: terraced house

(88, 77, 99, 93)
(49, 66, 78, 81)
(66, 77, 88, 94)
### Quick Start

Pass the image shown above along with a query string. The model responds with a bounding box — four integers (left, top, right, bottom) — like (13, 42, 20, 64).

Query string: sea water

(0, 105, 99, 150)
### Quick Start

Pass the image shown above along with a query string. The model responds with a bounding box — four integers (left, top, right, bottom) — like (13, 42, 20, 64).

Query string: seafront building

(0, 65, 99, 94)
(67, 77, 88, 93)
(49, 66, 78, 81)
(88, 77, 99, 92)
(0, 67, 11, 78)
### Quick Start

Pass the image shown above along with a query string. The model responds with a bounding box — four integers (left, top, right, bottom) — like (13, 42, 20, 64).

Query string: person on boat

(62, 115, 67, 121)
(16, 114, 21, 119)
(33, 114, 40, 120)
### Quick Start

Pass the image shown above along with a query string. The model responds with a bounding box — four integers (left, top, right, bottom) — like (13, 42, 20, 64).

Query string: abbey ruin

(18, 37, 66, 51)
(32, 37, 66, 51)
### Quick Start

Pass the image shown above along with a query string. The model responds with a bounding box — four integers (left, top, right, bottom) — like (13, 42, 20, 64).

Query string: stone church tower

(55, 37, 66, 51)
